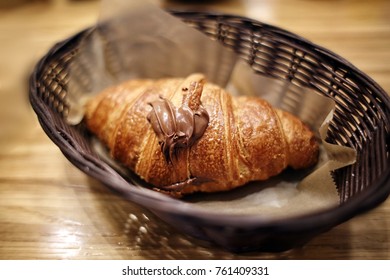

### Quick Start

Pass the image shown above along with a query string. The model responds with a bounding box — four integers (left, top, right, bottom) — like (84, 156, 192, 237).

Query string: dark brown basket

(29, 11, 390, 252)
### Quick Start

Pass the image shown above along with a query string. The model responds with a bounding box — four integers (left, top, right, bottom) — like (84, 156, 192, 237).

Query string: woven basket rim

(29, 11, 390, 235)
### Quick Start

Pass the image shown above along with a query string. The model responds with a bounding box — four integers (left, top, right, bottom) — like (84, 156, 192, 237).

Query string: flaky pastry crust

(85, 74, 319, 197)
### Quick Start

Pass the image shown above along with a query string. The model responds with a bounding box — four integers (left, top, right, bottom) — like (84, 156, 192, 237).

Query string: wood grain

(0, 0, 389, 259)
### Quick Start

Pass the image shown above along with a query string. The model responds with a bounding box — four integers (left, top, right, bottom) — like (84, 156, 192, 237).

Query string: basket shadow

(79, 174, 384, 260)
(82, 177, 290, 259)
(61, 157, 388, 259)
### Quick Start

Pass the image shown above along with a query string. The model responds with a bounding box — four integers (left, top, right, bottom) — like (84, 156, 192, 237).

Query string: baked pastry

(85, 73, 319, 197)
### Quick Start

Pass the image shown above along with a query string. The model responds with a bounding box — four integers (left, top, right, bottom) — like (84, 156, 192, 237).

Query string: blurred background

(0, 0, 389, 259)
(2, 0, 389, 149)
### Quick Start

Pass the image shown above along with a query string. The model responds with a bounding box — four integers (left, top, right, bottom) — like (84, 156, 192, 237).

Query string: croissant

(85, 73, 319, 197)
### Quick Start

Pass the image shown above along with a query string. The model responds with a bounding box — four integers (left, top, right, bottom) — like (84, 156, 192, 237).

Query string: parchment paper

(67, 0, 237, 124)
(68, 0, 356, 219)
(188, 61, 356, 218)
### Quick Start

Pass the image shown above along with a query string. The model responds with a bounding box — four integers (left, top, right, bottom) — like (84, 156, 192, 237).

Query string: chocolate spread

(147, 81, 209, 164)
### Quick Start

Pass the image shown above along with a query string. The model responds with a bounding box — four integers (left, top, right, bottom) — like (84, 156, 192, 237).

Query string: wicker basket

(29, 11, 390, 252)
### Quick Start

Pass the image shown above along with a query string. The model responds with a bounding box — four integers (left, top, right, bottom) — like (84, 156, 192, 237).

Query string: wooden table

(1, 0, 389, 259)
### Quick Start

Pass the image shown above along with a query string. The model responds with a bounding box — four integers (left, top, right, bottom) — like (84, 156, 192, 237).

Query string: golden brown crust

(275, 110, 319, 170)
(84, 74, 319, 197)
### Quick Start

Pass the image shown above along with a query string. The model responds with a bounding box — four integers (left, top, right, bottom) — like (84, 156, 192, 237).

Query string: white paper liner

(67, 0, 237, 124)
(68, 0, 357, 220)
